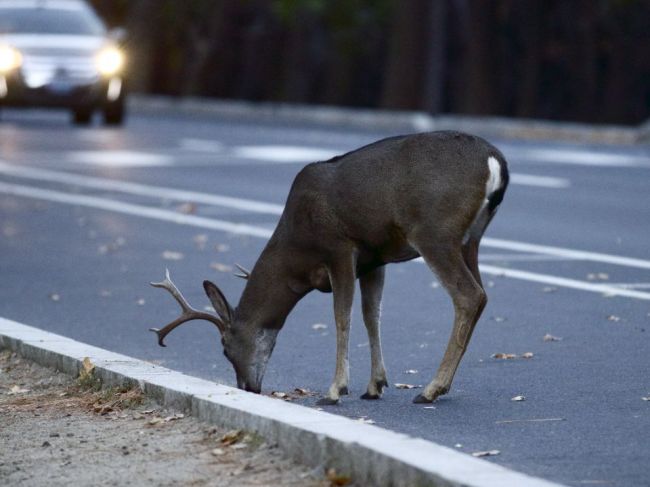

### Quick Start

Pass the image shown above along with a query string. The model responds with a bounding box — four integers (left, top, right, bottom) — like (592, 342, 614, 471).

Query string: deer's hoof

(338, 386, 349, 396)
(316, 397, 340, 406)
(360, 392, 380, 400)
(412, 393, 433, 404)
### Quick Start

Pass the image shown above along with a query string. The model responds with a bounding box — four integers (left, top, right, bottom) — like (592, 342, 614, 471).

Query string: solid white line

(478, 264, 650, 300)
(0, 181, 274, 239)
(0, 162, 284, 215)
(509, 173, 570, 188)
(232, 145, 340, 163)
(66, 150, 175, 167)
(482, 238, 650, 270)
(1, 161, 648, 271)
(505, 147, 650, 168)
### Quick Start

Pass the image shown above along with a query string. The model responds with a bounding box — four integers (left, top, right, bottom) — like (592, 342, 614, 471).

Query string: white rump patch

(486, 156, 502, 196)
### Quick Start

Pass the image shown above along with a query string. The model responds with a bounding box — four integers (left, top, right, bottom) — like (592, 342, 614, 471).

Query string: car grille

(21, 54, 99, 88)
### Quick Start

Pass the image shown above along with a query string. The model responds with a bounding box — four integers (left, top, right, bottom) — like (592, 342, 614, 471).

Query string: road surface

(1, 108, 648, 486)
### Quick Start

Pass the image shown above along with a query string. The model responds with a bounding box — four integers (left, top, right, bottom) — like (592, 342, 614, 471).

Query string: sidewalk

(0, 350, 330, 487)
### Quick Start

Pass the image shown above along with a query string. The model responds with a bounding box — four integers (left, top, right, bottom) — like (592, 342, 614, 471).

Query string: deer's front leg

(359, 266, 388, 400)
(317, 253, 356, 406)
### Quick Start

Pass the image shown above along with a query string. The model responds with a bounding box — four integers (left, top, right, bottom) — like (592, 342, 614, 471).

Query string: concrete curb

(129, 95, 647, 145)
(1, 317, 565, 487)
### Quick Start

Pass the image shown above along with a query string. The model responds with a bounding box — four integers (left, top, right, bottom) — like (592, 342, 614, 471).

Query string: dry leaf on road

(394, 383, 422, 389)
(521, 352, 534, 359)
(543, 334, 562, 342)
(472, 450, 501, 457)
(7, 385, 30, 395)
(511, 395, 526, 401)
(311, 323, 327, 330)
(492, 353, 517, 359)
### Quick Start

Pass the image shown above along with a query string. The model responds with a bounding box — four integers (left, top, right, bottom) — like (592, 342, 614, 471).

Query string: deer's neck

(236, 244, 304, 330)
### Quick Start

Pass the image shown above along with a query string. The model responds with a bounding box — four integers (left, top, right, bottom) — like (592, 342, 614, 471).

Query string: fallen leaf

(543, 334, 562, 342)
(148, 417, 164, 425)
(587, 273, 609, 281)
(511, 395, 526, 401)
(220, 430, 243, 446)
(161, 250, 184, 261)
(271, 391, 291, 400)
(521, 352, 534, 359)
(141, 409, 156, 415)
(211, 448, 226, 456)
(210, 262, 233, 273)
(176, 202, 197, 214)
(326, 468, 352, 486)
(79, 357, 95, 380)
(642, 396, 649, 402)
(311, 323, 327, 330)
(492, 353, 517, 360)
(394, 383, 422, 389)
(7, 385, 30, 395)
(356, 417, 376, 424)
(404, 369, 419, 374)
(293, 387, 310, 396)
(164, 413, 185, 422)
(472, 450, 500, 457)
(49, 293, 61, 302)
(607, 315, 621, 322)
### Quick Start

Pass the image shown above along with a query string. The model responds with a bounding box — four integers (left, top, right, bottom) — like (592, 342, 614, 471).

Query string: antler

(234, 263, 251, 280)
(149, 269, 226, 347)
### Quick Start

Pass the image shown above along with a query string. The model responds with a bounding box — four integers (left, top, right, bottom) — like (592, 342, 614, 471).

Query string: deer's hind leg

(411, 239, 486, 403)
(359, 266, 389, 400)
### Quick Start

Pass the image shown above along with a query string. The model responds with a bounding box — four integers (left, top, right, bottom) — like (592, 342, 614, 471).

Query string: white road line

(0, 162, 284, 215)
(508, 173, 570, 188)
(478, 253, 571, 262)
(1, 161, 648, 271)
(482, 238, 650, 270)
(66, 150, 174, 167)
(504, 147, 650, 168)
(231, 145, 340, 163)
(0, 181, 274, 238)
(603, 283, 650, 290)
(1, 180, 649, 301)
(478, 265, 650, 301)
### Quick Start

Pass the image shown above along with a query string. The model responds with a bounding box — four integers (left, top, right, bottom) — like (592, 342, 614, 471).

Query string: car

(0, 0, 126, 125)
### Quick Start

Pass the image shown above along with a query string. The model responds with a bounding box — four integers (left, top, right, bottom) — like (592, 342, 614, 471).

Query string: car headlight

(0, 45, 23, 73)
(96, 47, 124, 76)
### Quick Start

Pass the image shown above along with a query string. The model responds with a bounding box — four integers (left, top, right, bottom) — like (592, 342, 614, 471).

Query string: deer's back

(281, 131, 506, 264)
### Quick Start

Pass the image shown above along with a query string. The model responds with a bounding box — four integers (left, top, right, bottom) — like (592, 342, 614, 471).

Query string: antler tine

(234, 263, 251, 280)
(149, 269, 225, 347)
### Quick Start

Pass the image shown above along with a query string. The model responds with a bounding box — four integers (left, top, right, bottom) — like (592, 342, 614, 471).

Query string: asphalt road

(1, 108, 648, 487)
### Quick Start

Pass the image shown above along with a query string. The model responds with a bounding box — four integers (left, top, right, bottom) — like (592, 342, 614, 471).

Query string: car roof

(0, 0, 88, 10)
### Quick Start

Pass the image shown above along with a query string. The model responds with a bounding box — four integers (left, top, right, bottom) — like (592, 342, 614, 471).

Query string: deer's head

(149, 269, 277, 394)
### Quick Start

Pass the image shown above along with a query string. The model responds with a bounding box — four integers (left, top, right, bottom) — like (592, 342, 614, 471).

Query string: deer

(150, 131, 509, 405)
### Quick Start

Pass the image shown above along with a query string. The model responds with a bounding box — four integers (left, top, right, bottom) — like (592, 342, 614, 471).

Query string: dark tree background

(91, 0, 650, 125)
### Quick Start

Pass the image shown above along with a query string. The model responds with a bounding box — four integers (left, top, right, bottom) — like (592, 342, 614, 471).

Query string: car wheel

(103, 97, 125, 126)
(73, 107, 93, 125)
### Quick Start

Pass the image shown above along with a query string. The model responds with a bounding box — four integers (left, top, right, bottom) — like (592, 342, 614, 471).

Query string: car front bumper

(0, 71, 122, 109)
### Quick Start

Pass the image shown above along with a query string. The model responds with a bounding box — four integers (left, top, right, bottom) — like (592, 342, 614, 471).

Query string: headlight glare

(0, 45, 23, 73)
(96, 47, 124, 76)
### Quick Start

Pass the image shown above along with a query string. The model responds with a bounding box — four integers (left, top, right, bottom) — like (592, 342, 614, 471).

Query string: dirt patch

(0, 350, 331, 486)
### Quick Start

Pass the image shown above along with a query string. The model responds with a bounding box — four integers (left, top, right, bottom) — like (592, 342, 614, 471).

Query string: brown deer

(150, 131, 509, 405)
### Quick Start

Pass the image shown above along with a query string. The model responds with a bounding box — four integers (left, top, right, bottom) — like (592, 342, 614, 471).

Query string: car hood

(0, 34, 106, 53)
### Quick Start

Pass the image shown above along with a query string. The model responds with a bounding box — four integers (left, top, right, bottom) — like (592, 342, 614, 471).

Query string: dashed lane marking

(66, 150, 174, 167)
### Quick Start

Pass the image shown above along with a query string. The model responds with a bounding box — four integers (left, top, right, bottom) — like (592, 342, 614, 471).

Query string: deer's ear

(203, 280, 233, 325)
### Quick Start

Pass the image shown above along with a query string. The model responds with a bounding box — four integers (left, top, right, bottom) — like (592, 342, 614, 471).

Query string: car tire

(103, 97, 125, 126)
(73, 107, 93, 125)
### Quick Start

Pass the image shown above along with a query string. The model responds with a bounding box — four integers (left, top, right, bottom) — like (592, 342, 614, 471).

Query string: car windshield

(0, 7, 104, 35)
